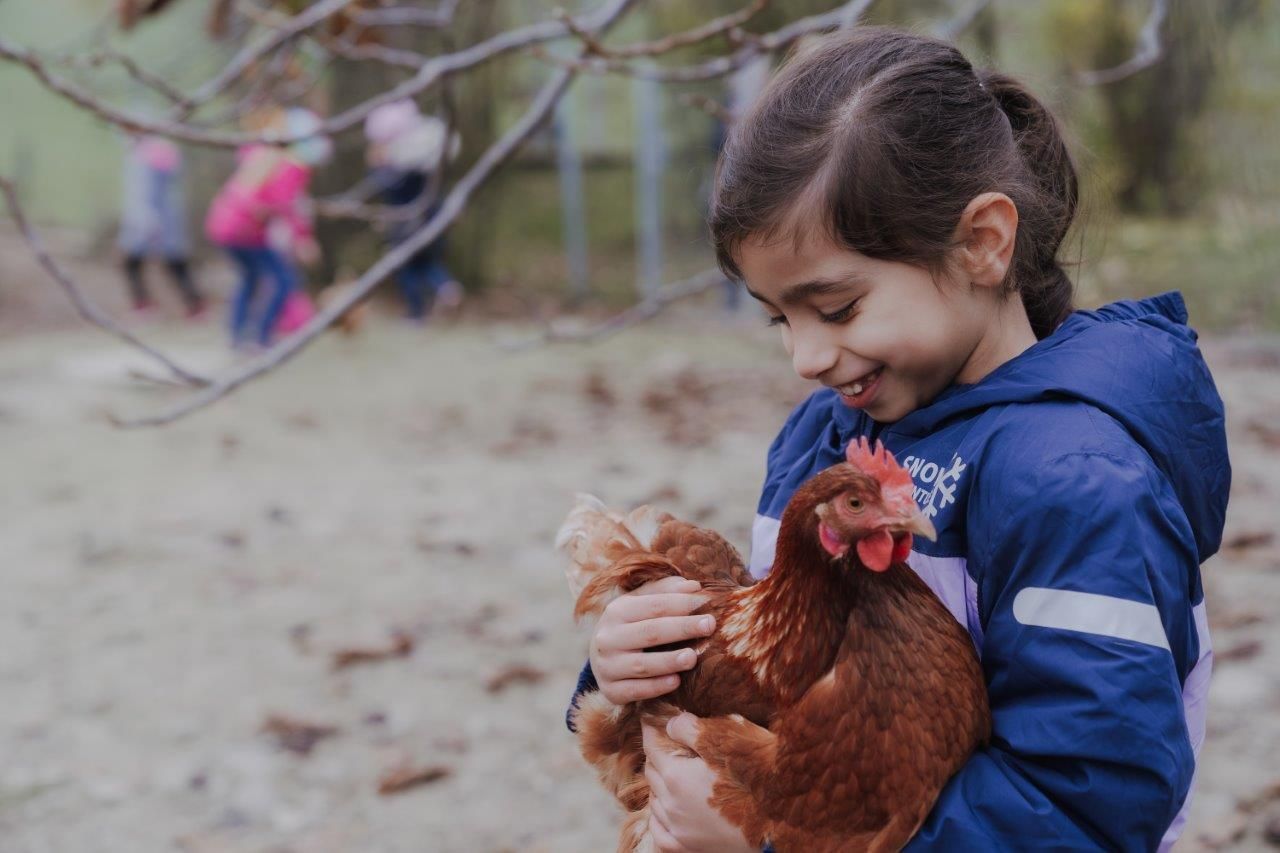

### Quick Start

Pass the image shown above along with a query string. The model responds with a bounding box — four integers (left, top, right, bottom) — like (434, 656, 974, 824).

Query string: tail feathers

(556, 493, 672, 602)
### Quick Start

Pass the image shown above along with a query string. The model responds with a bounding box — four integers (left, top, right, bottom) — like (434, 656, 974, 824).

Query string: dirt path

(1, 313, 1277, 851)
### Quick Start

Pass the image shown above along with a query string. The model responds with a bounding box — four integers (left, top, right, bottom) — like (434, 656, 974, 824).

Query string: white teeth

(839, 381, 865, 396)
(851, 382, 864, 395)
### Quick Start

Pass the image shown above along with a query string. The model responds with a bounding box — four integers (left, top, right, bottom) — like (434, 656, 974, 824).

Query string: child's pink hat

(364, 100, 421, 145)
(138, 136, 181, 172)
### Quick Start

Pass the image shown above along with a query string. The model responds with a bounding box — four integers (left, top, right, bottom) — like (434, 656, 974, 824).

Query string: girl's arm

(907, 450, 1204, 851)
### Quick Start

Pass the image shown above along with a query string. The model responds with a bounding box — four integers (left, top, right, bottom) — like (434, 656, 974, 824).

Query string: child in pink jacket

(205, 109, 328, 348)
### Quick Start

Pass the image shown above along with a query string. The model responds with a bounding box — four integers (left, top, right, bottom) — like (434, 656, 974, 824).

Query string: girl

(205, 107, 329, 349)
(118, 134, 205, 317)
(363, 100, 463, 323)
(575, 27, 1229, 852)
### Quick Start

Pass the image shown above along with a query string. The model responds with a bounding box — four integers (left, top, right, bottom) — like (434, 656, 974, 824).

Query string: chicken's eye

(846, 497, 864, 512)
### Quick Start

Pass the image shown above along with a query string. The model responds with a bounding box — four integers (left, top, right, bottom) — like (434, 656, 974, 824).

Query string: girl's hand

(643, 716, 756, 853)
(588, 576, 714, 704)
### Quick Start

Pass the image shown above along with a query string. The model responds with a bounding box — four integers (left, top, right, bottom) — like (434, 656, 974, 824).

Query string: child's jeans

(225, 246, 297, 346)
(397, 250, 453, 320)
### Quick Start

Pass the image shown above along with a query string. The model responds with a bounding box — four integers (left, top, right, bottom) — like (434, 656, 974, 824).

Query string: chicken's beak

(902, 510, 936, 542)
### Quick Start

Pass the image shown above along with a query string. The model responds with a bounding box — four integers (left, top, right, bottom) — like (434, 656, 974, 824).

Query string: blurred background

(1, 1, 1278, 851)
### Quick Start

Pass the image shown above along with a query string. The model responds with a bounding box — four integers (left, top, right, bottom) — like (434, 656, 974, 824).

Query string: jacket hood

(884, 292, 1230, 561)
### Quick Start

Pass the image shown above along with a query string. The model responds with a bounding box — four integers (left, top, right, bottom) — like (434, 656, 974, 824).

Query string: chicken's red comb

(845, 437, 914, 490)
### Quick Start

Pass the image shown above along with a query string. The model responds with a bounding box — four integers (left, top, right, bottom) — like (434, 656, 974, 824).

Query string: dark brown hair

(710, 27, 1078, 339)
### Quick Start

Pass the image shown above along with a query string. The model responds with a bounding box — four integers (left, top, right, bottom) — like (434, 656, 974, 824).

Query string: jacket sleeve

(906, 451, 1199, 852)
(566, 660, 599, 732)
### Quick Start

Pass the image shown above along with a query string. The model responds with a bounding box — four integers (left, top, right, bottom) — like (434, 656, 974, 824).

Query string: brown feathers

(559, 451, 989, 851)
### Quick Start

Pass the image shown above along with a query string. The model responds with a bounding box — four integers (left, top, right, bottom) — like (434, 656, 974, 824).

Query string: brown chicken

(558, 438, 990, 852)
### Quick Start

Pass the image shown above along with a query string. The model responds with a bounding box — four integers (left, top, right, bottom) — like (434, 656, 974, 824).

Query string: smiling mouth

(834, 367, 883, 397)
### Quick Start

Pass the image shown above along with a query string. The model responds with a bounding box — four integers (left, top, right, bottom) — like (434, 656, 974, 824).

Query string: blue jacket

(750, 292, 1228, 851)
(572, 292, 1229, 851)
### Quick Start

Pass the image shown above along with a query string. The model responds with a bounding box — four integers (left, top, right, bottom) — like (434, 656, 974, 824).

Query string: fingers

(632, 576, 702, 596)
(610, 614, 715, 654)
(664, 712, 701, 750)
(602, 674, 681, 704)
(610, 592, 713, 625)
(603, 647, 698, 681)
(649, 800, 678, 853)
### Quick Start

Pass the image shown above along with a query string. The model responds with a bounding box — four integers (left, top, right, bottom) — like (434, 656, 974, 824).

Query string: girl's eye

(819, 300, 860, 324)
(847, 497, 864, 512)
(766, 314, 788, 327)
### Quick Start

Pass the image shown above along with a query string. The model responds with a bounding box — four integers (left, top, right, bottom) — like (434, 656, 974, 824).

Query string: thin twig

(349, 0, 459, 29)
(592, 0, 770, 58)
(534, 0, 877, 83)
(0, 178, 211, 388)
(316, 33, 430, 69)
(1077, 0, 1169, 85)
(0, 3, 637, 147)
(56, 50, 188, 105)
(112, 0, 643, 428)
(176, 0, 357, 117)
(676, 92, 734, 124)
(502, 268, 728, 350)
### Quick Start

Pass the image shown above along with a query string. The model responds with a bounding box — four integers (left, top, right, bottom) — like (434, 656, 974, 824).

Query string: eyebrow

(746, 275, 865, 308)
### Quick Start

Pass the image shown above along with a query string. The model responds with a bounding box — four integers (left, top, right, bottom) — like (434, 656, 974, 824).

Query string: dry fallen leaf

(331, 630, 414, 671)
(1224, 530, 1276, 552)
(377, 763, 452, 795)
(1217, 640, 1264, 664)
(485, 664, 548, 693)
(261, 714, 339, 756)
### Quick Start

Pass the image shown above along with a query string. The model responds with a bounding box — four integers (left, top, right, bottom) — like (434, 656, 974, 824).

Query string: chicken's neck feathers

(724, 528, 856, 704)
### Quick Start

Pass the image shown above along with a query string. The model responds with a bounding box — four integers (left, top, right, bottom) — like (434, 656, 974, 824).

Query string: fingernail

(677, 649, 696, 668)
(682, 579, 701, 590)
(699, 616, 714, 633)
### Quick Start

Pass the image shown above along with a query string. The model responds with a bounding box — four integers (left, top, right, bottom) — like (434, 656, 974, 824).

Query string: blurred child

(363, 100, 462, 322)
(118, 135, 205, 317)
(205, 106, 331, 349)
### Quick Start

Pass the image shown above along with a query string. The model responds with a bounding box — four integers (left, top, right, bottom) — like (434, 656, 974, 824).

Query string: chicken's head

(808, 437, 935, 572)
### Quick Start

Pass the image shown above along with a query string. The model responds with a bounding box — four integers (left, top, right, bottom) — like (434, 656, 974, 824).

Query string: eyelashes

(819, 300, 860, 323)
(766, 299, 861, 328)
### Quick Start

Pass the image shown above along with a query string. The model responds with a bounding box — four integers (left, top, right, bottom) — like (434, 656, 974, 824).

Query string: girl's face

(737, 231, 1015, 424)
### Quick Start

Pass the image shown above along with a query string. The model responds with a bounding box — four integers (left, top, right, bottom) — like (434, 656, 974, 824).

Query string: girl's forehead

(738, 231, 871, 294)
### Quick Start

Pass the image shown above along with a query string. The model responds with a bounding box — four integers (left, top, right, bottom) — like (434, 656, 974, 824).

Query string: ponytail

(979, 70, 1079, 338)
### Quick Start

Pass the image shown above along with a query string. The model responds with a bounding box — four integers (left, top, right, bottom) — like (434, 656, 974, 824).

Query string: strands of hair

(709, 27, 1079, 339)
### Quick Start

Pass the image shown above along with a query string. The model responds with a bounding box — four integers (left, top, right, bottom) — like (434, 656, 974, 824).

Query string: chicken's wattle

(855, 529, 913, 571)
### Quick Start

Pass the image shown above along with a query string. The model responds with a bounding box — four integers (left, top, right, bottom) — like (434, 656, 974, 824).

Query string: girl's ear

(953, 193, 1018, 289)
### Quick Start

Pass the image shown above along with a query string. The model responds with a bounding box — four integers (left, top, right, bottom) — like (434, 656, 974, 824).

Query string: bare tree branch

(502, 268, 728, 350)
(176, 0, 357, 116)
(0, 1, 653, 148)
(676, 92, 735, 124)
(536, 0, 876, 83)
(594, 0, 770, 58)
(1077, 0, 1169, 85)
(314, 33, 430, 69)
(0, 178, 211, 388)
(112, 0, 643, 428)
(348, 0, 460, 29)
(56, 49, 189, 105)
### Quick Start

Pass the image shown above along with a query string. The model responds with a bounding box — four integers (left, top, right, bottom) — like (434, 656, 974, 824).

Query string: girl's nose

(789, 330, 840, 381)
